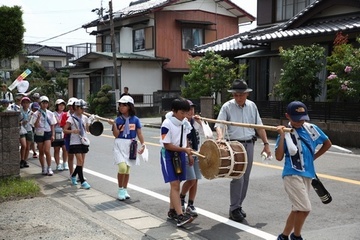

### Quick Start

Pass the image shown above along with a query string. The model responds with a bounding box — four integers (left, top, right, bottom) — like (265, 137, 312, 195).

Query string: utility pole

(109, 0, 120, 108)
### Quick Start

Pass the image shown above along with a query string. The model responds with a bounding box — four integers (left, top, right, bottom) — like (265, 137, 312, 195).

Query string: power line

(35, 27, 84, 44)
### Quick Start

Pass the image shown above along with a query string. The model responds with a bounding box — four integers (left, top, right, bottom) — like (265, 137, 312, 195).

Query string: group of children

(3, 84, 332, 237)
(4, 91, 92, 189)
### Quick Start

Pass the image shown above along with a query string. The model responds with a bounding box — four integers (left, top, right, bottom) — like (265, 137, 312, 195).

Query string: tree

(87, 84, 113, 115)
(182, 51, 240, 104)
(326, 32, 360, 102)
(0, 5, 25, 59)
(273, 44, 326, 102)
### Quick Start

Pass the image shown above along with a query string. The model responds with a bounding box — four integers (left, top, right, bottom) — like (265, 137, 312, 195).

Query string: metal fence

(256, 101, 360, 123)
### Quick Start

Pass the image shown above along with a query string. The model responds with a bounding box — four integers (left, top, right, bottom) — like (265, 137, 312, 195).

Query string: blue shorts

(34, 131, 52, 143)
(64, 136, 70, 152)
(160, 148, 187, 183)
(186, 156, 202, 180)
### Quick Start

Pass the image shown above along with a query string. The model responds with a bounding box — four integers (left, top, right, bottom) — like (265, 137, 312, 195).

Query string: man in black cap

(215, 79, 271, 222)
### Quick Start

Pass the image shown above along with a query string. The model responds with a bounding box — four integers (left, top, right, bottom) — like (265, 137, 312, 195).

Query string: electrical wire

(35, 27, 83, 44)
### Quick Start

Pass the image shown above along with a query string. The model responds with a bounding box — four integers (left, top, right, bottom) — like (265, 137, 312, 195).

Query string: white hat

(32, 93, 40, 98)
(74, 99, 87, 108)
(117, 95, 134, 104)
(67, 97, 78, 106)
(39, 96, 49, 102)
(55, 99, 66, 105)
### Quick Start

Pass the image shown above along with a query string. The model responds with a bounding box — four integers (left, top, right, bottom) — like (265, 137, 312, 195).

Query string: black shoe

(240, 207, 246, 218)
(176, 214, 193, 227)
(20, 160, 29, 168)
(229, 208, 244, 222)
(290, 233, 303, 240)
(167, 209, 177, 220)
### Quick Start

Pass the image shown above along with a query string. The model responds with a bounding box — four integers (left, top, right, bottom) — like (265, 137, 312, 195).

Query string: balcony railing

(66, 43, 112, 63)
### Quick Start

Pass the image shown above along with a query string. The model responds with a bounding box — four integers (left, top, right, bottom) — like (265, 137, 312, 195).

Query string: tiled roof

(24, 44, 73, 57)
(73, 52, 169, 64)
(190, 0, 360, 55)
(189, 32, 260, 55)
(82, 0, 255, 28)
(245, 14, 360, 43)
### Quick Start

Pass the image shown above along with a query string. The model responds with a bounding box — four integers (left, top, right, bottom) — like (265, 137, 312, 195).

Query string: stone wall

(263, 118, 360, 148)
(0, 112, 20, 178)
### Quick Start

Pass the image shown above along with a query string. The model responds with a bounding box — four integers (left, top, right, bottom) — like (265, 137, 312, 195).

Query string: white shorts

(283, 175, 312, 212)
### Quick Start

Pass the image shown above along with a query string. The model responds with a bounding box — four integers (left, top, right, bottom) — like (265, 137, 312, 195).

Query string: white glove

(88, 114, 96, 123)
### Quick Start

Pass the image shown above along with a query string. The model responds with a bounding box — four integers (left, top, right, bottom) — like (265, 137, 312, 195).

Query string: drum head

(198, 139, 221, 180)
(89, 121, 103, 136)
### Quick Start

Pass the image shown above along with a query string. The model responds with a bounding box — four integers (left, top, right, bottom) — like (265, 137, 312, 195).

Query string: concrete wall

(0, 112, 20, 178)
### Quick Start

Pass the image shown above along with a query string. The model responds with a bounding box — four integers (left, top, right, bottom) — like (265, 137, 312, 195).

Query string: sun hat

(55, 99, 66, 105)
(21, 96, 31, 103)
(39, 96, 49, 102)
(286, 101, 310, 122)
(32, 93, 40, 98)
(227, 79, 253, 93)
(117, 95, 134, 104)
(67, 97, 78, 106)
(74, 99, 87, 109)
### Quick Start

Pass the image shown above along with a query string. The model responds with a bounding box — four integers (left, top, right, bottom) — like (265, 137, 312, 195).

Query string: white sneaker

(56, 164, 63, 171)
(47, 167, 54, 176)
(63, 162, 69, 170)
(186, 205, 198, 217)
(42, 168, 47, 175)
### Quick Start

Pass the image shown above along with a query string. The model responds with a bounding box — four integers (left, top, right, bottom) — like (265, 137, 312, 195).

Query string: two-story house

(190, 0, 360, 102)
(0, 44, 72, 81)
(66, 0, 254, 103)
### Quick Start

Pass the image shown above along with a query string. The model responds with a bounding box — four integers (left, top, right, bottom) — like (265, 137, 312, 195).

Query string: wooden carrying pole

(83, 112, 114, 124)
(199, 117, 293, 133)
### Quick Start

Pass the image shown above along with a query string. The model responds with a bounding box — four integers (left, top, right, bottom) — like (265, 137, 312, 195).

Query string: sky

(1, 0, 257, 51)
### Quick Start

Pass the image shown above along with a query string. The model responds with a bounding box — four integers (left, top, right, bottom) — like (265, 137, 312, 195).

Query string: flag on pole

(8, 69, 32, 91)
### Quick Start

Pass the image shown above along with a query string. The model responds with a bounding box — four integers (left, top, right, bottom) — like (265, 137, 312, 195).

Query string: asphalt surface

(0, 118, 206, 240)
(1, 117, 358, 240)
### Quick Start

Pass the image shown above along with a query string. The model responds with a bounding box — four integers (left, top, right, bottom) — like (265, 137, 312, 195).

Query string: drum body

(198, 139, 247, 180)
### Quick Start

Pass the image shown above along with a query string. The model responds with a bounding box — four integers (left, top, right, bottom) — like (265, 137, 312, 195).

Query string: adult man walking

(215, 79, 271, 222)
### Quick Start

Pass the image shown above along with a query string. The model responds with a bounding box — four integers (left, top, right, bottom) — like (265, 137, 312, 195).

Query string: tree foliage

(0, 5, 25, 59)
(182, 51, 240, 103)
(87, 84, 113, 115)
(326, 32, 360, 102)
(273, 44, 326, 102)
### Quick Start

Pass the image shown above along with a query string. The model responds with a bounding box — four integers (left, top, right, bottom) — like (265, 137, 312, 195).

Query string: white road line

(83, 168, 277, 240)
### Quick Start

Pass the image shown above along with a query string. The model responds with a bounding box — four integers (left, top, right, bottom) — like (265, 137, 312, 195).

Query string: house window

(41, 60, 62, 70)
(102, 32, 120, 53)
(73, 78, 85, 100)
(133, 27, 153, 52)
(276, 0, 316, 21)
(182, 28, 204, 50)
(103, 67, 121, 89)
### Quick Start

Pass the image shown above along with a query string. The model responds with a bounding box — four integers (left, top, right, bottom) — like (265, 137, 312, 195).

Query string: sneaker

(277, 234, 289, 240)
(290, 233, 303, 240)
(77, 176, 87, 182)
(20, 160, 29, 168)
(32, 153, 38, 158)
(186, 205, 198, 217)
(118, 188, 126, 201)
(63, 162, 69, 170)
(176, 214, 194, 227)
(42, 168, 47, 175)
(71, 176, 78, 185)
(47, 167, 53, 176)
(167, 209, 177, 220)
(56, 164, 63, 171)
(81, 181, 91, 189)
(124, 188, 131, 199)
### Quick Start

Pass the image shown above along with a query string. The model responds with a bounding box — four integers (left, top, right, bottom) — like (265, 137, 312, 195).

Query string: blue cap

(31, 102, 40, 110)
(286, 101, 310, 121)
